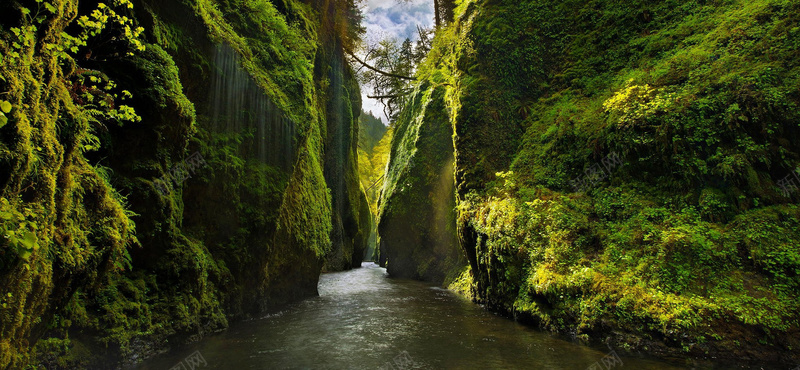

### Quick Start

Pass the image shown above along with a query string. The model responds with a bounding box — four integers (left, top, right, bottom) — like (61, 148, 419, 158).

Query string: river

(134, 262, 686, 369)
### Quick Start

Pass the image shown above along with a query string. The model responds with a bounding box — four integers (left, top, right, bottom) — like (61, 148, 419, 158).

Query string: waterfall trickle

(209, 44, 297, 171)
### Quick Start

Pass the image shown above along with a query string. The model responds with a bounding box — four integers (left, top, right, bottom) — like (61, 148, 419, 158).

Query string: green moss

(0, 0, 141, 366)
(191, 0, 317, 127)
(447, 265, 474, 299)
(386, 0, 800, 363)
(378, 84, 465, 283)
(1, 0, 369, 367)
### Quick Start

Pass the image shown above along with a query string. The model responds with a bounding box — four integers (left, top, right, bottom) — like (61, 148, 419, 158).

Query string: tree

(432, 0, 455, 28)
(351, 37, 415, 122)
(337, 0, 366, 51)
(347, 24, 433, 121)
(346, 1, 440, 122)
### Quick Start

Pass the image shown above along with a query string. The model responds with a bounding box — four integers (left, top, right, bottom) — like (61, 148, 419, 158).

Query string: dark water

(134, 263, 687, 370)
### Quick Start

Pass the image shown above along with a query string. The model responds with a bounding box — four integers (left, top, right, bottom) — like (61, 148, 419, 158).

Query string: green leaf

(45, 3, 56, 13)
(19, 231, 37, 250)
(18, 249, 32, 260)
(0, 115, 7, 128)
(0, 101, 11, 114)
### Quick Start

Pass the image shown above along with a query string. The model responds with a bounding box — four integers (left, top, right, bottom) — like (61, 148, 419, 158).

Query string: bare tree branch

(367, 92, 412, 99)
(345, 49, 416, 81)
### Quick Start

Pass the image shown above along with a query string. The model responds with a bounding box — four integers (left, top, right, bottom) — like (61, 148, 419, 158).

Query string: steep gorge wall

(320, 40, 370, 272)
(381, 0, 800, 365)
(0, 0, 368, 367)
(377, 84, 464, 283)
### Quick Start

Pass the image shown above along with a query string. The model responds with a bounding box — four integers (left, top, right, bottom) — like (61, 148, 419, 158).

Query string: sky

(359, 0, 434, 124)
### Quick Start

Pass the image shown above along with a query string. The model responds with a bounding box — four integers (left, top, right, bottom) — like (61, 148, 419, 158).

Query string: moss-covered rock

(382, 0, 800, 365)
(377, 84, 465, 284)
(320, 43, 370, 272)
(0, 0, 369, 367)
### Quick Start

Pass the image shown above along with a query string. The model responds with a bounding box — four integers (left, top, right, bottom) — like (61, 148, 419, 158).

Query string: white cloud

(361, 97, 386, 121)
(363, 0, 398, 9)
(365, 2, 433, 41)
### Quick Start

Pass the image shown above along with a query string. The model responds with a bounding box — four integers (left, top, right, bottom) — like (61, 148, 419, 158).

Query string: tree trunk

(434, 0, 441, 28)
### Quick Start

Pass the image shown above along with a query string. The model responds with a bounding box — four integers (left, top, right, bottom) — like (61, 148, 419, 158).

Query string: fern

(82, 108, 106, 118)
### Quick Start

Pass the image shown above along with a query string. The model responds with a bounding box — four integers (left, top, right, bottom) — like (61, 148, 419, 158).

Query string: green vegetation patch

(397, 0, 800, 362)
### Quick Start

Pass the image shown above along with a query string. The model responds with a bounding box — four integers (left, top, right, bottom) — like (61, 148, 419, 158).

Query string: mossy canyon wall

(379, 0, 800, 365)
(377, 83, 464, 284)
(0, 0, 369, 367)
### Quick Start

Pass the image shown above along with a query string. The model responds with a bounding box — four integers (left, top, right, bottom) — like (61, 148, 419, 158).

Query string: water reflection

(135, 263, 685, 369)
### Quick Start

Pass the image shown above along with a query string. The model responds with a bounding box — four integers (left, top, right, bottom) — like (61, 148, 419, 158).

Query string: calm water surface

(135, 263, 688, 369)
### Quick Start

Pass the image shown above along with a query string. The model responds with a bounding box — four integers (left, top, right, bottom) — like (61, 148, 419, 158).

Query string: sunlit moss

(392, 0, 800, 361)
(2, 0, 368, 367)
